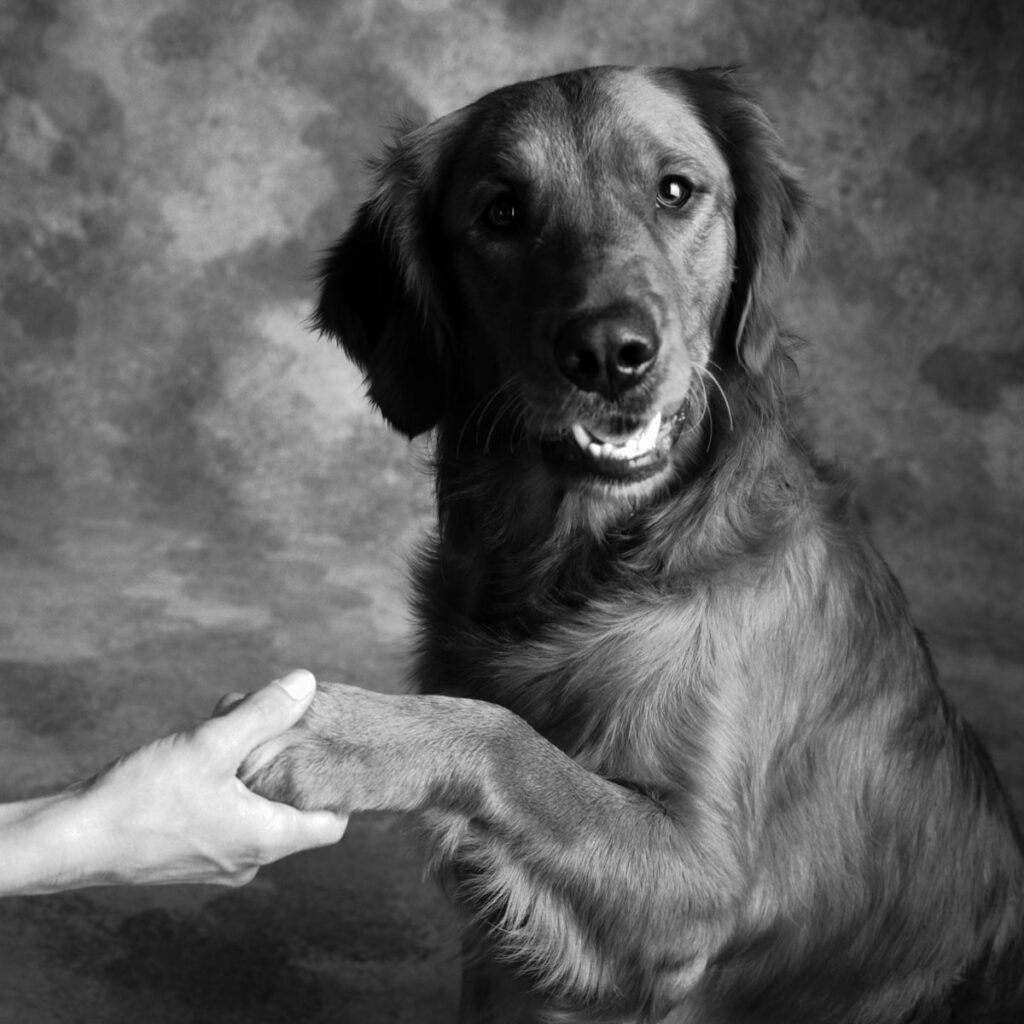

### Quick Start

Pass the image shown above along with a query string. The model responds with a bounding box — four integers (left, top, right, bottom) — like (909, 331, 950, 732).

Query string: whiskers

(454, 376, 553, 459)
(694, 361, 734, 450)
(454, 378, 514, 458)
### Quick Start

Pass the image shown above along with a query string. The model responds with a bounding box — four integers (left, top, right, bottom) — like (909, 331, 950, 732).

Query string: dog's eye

(656, 175, 693, 210)
(483, 194, 520, 232)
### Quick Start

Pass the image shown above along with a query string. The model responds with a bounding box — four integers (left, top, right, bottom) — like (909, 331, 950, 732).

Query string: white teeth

(570, 411, 664, 462)
(571, 423, 592, 451)
(631, 411, 663, 454)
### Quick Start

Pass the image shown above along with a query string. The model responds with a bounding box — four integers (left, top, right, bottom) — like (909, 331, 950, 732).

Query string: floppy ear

(668, 67, 809, 374)
(312, 112, 467, 437)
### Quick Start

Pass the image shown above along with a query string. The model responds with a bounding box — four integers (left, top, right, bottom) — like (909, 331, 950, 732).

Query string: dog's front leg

(245, 682, 739, 1023)
(242, 682, 503, 814)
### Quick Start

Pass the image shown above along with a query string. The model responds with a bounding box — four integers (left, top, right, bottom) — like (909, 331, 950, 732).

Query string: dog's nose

(554, 310, 659, 400)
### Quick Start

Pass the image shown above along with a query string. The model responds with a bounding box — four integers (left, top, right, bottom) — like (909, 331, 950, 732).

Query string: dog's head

(315, 66, 806, 496)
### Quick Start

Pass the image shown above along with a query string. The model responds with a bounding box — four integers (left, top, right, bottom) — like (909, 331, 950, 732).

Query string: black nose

(554, 309, 660, 400)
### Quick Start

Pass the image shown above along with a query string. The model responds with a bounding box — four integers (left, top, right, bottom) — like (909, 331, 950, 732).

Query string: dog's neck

(428, 453, 624, 626)
(422, 355, 802, 628)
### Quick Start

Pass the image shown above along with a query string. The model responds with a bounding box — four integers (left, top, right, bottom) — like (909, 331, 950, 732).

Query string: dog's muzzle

(553, 303, 660, 402)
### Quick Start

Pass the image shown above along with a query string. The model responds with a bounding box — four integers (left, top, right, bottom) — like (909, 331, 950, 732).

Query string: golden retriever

(248, 66, 1024, 1023)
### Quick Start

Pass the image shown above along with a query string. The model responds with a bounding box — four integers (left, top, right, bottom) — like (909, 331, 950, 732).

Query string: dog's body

(250, 67, 1024, 1022)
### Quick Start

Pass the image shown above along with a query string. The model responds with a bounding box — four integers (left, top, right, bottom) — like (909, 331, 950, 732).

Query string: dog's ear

(313, 112, 468, 437)
(668, 67, 809, 374)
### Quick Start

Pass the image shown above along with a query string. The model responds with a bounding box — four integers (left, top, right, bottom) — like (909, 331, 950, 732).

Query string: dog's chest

(416, 584, 714, 781)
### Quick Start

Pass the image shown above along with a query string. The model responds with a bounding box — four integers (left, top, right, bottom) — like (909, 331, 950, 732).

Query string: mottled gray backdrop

(0, 1, 1021, 1020)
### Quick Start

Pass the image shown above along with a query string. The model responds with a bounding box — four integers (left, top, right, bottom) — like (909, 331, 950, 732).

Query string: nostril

(563, 346, 601, 380)
(555, 323, 604, 389)
(617, 338, 656, 373)
(555, 309, 660, 399)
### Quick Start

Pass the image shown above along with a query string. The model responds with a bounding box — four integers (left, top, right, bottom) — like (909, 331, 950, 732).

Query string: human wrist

(0, 785, 120, 895)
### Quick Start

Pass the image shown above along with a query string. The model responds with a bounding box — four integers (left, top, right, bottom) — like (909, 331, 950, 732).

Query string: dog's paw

(240, 682, 438, 814)
(239, 721, 335, 813)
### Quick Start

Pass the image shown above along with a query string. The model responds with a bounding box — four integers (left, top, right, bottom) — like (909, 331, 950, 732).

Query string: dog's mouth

(546, 404, 688, 481)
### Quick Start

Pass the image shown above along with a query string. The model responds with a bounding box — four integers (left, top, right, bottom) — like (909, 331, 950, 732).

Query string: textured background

(1, 1, 1021, 1020)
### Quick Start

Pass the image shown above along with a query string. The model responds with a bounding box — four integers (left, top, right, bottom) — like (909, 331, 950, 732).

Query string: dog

(248, 66, 1024, 1023)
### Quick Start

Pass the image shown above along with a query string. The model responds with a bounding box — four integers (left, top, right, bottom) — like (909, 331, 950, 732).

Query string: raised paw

(241, 682, 474, 815)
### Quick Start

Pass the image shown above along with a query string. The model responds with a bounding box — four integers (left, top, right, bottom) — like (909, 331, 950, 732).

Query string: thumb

(203, 670, 317, 763)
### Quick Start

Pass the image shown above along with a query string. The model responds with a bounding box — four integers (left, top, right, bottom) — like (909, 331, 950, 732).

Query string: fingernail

(276, 669, 316, 700)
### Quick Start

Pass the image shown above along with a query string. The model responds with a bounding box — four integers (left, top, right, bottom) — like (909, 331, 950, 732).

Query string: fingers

(251, 799, 349, 862)
(284, 808, 349, 851)
(237, 731, 292, 780)
(201, 670, 318, 765)
(213, 691, 246, 718)
(219, 866, 260, 888)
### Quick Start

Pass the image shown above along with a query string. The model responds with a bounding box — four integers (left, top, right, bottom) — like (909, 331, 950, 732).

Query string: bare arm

(0, 672, 346, 896)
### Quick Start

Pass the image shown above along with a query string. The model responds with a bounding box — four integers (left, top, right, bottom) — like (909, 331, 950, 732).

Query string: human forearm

(0, 672, 346, 896)
(0, 788, 114, 896)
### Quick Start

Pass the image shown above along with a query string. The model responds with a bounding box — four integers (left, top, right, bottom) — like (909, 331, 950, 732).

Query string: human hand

(0, 671, 347, 895)
(79, 669, 348, 888)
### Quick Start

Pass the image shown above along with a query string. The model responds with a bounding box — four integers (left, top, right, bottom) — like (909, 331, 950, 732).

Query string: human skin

(0, 670, 347, 896)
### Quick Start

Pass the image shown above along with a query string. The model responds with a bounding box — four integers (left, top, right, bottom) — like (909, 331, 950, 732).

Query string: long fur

(250, 66, 1024, 1024)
